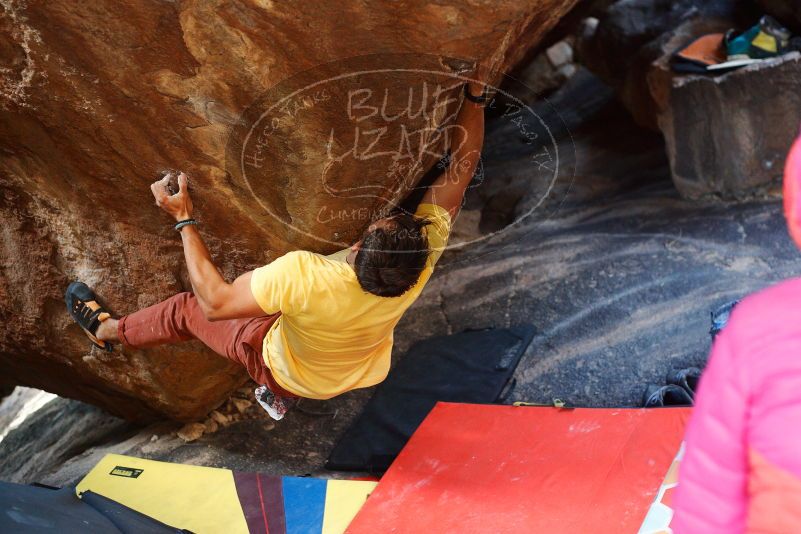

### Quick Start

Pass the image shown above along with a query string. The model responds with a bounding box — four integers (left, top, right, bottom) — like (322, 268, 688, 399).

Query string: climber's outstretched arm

(150, 173, 263, 321)
(421, 78, 486, 219)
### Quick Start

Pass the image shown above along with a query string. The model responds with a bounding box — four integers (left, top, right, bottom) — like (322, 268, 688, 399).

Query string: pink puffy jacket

(672, 134, 801, 533)
(672, 280, 801, 533)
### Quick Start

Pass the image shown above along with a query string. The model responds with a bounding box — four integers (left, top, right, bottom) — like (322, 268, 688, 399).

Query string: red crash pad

(347, 403, 690, 534)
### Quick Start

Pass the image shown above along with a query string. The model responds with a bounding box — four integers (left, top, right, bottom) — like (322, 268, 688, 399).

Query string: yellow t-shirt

(249, 203, 451, 399)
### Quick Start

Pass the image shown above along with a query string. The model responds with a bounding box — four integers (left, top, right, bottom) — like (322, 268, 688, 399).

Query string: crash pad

(77, 454, 377, 534)
(347, 403, 690, 534)
(0, 482, 181, 533)
(326, 326, 534, 473)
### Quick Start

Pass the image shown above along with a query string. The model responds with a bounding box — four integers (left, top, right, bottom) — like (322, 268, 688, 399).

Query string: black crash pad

(325, 325, 534, 473)
(0, 481, 185, 533)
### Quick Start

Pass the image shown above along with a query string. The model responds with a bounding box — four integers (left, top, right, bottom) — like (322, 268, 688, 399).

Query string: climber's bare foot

(96, 318, 120, 343)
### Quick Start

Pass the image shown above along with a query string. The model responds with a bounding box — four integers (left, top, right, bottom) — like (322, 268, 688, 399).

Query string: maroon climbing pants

(117, 292, 297, 398)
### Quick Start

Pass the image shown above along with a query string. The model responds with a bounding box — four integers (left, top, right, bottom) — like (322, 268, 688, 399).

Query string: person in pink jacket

(671, 134, 801, 532)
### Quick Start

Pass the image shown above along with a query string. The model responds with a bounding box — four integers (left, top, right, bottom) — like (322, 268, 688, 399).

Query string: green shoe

(725, 15, 792, 61)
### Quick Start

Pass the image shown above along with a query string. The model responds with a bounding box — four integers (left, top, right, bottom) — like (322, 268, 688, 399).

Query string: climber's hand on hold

(468, 61, 496, 101)
(151, 172, 193, 222)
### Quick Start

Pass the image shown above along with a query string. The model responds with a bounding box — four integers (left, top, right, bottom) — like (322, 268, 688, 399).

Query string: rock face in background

(578, 0, 758, 130)
(580, 0, 801, 198)
(0, 0, 579, 421)
(758, 0, 801, 32)
(660, 53, 801, 198)
(512, 39, 578, 100)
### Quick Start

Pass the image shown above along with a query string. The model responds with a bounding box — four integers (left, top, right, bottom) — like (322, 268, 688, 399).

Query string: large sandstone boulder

(0, 0, 578, 421)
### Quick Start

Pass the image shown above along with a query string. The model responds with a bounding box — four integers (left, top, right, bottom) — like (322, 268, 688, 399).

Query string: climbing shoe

(666, 367, 701, 400)
(725, 15, 792, 61)
(710, 300, 739, 340)
(65, 281, 113, 352)
(255, 385, 294, 421)
(642, 384, 693, 408)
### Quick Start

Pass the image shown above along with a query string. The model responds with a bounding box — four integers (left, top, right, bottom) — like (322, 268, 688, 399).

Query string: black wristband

(174, 219, 197, 231)
(463, 83, 491, 105)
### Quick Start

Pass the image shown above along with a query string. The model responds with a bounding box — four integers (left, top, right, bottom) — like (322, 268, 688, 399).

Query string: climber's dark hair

(354, 212, 431, 297)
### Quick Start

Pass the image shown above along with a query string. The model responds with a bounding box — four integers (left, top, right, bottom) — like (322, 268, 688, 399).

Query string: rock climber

(65, 71, 491, 420)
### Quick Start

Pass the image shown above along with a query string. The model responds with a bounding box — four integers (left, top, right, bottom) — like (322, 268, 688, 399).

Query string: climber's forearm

(150, 171, 225, 311)
(448, 95, 484, 181)
(179, 225, 230, 317)
(150, 173, 263, 321)
(421, 88, 485, 217)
